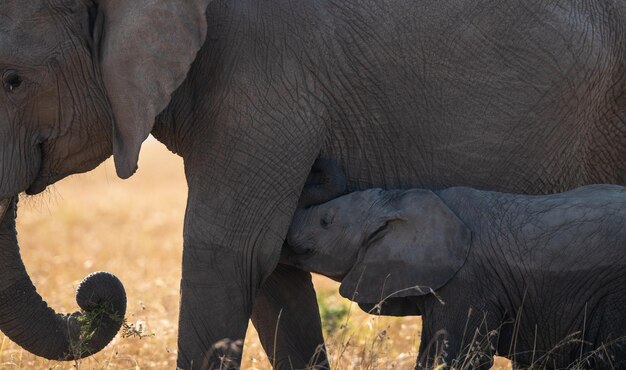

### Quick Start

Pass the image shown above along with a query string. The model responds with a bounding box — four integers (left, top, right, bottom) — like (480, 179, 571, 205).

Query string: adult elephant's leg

(175, 100, 326, 368)
(251, 264, 328, 369)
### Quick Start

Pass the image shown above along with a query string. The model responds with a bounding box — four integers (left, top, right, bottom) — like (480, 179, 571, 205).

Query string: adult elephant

(0, 0, 624, 369)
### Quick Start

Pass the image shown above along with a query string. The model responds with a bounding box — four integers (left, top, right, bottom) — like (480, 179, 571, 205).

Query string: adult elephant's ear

(339, 189, 471, 304)
(98, 0, 211, 179)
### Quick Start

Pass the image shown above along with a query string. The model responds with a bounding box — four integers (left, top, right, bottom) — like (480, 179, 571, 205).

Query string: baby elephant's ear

(339, 189, 471, 304)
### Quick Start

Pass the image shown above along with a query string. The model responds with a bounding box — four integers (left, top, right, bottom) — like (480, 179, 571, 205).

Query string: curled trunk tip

(0, 272, 127, 361)
(69, 271, 128, 359)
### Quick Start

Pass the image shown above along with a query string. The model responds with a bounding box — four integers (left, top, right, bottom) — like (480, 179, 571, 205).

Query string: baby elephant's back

(444, 184, 626, 275)
(489, 184, 626, 367)
(509, 184, 626, 265)
(443, 184, 626, 262)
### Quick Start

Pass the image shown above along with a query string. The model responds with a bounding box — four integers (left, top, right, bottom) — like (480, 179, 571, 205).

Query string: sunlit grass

(0, 140, 511, 369)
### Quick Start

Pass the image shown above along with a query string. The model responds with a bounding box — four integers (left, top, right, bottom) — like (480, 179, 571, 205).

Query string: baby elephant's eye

(320, 209, 336, 228)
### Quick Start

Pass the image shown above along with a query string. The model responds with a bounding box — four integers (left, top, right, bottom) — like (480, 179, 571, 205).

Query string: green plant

(318, 293, 351, 335)
(67, 303, 153, 363)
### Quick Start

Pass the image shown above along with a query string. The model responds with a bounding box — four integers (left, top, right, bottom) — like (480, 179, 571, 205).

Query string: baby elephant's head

(285, 188, 471, 304)
(286, 188, 395, 280)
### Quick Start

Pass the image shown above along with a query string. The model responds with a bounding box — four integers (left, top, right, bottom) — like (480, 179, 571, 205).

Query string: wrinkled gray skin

(286, 185, 626, 369)
(0, 0, 624, 368)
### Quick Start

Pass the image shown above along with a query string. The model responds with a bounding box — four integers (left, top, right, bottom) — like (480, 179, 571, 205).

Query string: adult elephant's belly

(320, 115, 590, 195)
(320, 96, 623, 194)
(317, 0, 625, 195)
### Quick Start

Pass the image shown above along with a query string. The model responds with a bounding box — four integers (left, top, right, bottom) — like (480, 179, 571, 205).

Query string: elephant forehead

(0, 2, 69, 60)
(0, 0, 49, 31)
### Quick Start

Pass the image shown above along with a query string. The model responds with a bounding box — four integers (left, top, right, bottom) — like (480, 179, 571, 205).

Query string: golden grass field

(0, 140, 511, 369)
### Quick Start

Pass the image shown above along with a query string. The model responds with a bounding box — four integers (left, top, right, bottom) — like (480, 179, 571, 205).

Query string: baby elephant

(285, 184, 626, 369)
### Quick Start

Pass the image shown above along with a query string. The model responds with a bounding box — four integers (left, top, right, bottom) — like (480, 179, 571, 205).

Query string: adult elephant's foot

(177, 243, 251, 370)
(178, 266, 329, 370)
(252, 264, 329, 370)
(177, 248, 330, 369)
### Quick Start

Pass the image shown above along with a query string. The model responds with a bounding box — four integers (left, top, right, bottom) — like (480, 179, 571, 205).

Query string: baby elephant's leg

(415, 328, 451, 369)
(417, 309, 497, 370)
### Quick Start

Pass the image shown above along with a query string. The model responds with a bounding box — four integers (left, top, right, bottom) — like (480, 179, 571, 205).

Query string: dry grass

(0, 140, 512, 369)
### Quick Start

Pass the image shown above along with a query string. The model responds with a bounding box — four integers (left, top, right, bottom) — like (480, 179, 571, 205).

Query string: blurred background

(0, 139, 510, 369)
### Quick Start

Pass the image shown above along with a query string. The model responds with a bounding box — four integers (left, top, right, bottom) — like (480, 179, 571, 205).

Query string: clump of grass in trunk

(66, 302, 153, 368)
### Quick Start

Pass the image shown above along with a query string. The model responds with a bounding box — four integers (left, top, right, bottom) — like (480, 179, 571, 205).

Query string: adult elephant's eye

(3, 70, 23, 93)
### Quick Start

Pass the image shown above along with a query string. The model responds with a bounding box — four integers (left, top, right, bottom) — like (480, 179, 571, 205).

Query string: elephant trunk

(0, 198, 126, 360)
(298, 159, 347, 208)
